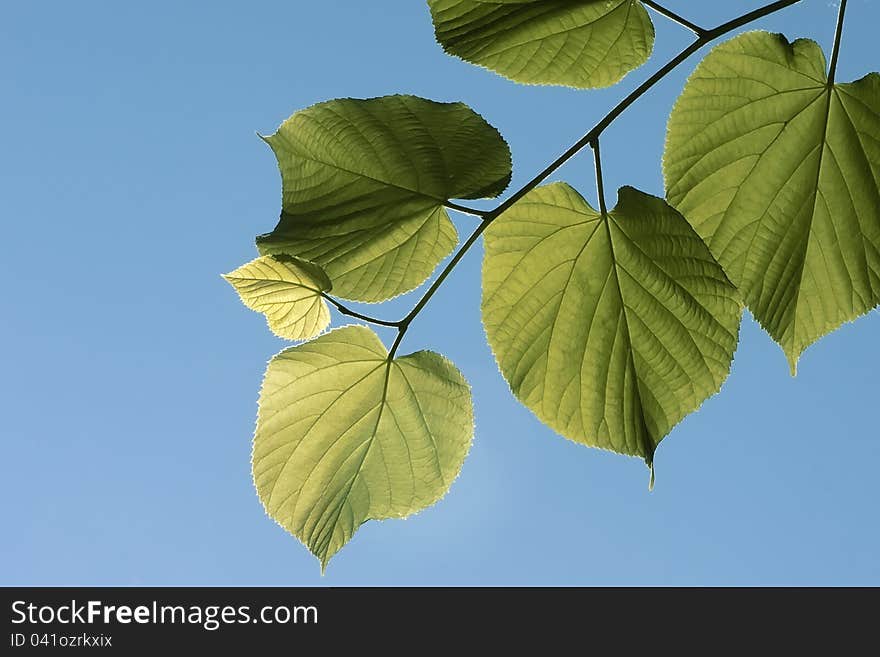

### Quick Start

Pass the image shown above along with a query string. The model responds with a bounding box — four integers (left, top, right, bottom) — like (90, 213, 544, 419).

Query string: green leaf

(482, 183, 741, 464)
(664, 31, 880, 373)
(427, 0, 655, 89)
(253, 325, 473, 570)
(223, 255, 332, 341)
(256, 95, 512, 303)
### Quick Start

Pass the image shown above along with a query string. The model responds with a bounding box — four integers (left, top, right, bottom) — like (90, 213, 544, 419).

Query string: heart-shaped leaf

(482, 183, 741, 465)
(664, 31, 880, 373)
(257, 95, 512, 303)
(428, 0, 655, 88)
(253, 325, 473, 570)
(224, 255, 332, 341)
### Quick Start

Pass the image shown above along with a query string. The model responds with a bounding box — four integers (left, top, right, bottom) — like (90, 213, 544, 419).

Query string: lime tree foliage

(225, 0, 878, 570)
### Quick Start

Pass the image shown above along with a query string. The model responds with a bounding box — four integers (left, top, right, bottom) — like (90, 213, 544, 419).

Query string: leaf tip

(316, 544, 339, 576)
(256, 132, 275, 149)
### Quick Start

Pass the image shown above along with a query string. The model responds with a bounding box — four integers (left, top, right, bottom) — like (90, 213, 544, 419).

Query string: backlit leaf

(257, 95, 511, 302)
(428, 0, 655, 89)
(253, 325, 473, 570)
(223, 255, 331, 341)
(664, 31, 880, 373)
(482, 183, 741, 465)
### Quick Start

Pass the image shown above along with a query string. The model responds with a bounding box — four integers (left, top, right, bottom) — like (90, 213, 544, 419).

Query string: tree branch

(383, 0, 805, 353)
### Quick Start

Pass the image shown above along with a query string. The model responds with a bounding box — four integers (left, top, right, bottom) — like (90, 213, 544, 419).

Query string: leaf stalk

(828, 0, 848, 85)
(322, 294, 401, 328)
(590, 138, 608, 216)
(444, 201, 490, 218)
(642, 0, 708, 36)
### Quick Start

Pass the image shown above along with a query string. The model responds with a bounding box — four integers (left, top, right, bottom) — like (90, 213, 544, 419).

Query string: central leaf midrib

(540, 218, 602, 416)
(278, 135, 454, 207)
(786, 83, 837, 357)
(602, 212, 654, 461)
(313, 358, 396, 560)
(453, 0, 631, 58)
(229, 276, 324, 297)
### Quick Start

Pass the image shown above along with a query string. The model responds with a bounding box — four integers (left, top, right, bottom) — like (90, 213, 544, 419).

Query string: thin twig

(400, 219, 491, 327)
(322, 294, 401, 328)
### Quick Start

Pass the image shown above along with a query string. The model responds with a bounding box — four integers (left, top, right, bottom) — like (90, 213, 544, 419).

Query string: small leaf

(224, 255, 331, 341)
(257, 95, 512, 303)
(427, 0, 655, 89)
(253, 325, 473, 570)
(482, 183, 741, 463)
(664, 31, 880, 373)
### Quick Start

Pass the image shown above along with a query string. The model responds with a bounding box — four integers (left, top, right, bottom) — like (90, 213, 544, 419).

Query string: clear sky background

(2, 1, 877, 586)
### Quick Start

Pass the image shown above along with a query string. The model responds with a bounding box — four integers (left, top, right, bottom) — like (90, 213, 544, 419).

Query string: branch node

(642, 0, 708, 37)
(444, 201, 489, 218)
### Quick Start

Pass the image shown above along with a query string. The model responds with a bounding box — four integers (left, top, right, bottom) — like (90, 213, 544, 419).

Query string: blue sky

(2, 1, 877, 585)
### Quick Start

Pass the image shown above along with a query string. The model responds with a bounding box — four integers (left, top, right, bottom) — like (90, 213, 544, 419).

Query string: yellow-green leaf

(664, 31, 880, 373)
(482, 183, 741, 464)
(257, 95, 511, 303)
(428, 0, 655, 89)
(253, 325, 473, 570)
(223, 255, 331, 341)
